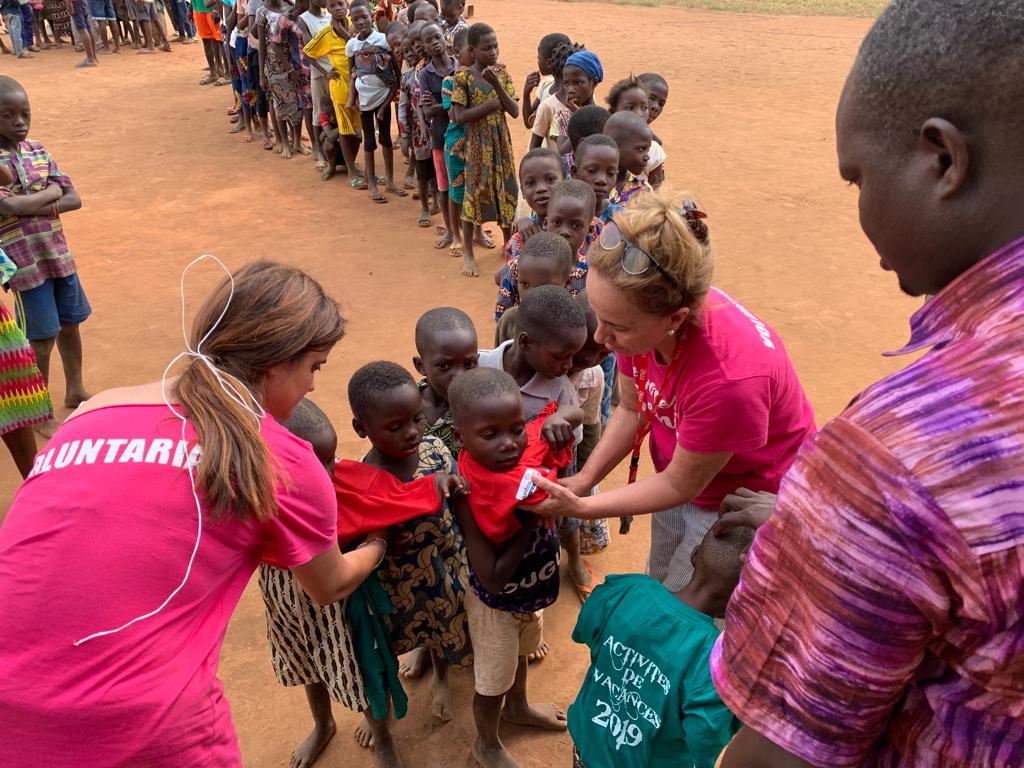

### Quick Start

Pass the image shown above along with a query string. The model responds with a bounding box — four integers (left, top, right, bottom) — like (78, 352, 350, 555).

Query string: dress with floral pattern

(450, 66, 519, 227)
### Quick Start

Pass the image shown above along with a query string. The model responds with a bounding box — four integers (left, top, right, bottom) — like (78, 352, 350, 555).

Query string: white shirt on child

(645, 140, 667, 177)
(345, 30, 392, 112)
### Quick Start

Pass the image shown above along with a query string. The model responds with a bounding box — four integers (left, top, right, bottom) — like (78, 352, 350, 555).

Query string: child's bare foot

(281, 145, 293, 159)
(372, 733, 404, 768)
(526, 641, 549, 663)
(65, 390, 92, 409)
(320, 165, 336, 181)
(500, 702, 567, 731)
(34, 417, 60, 440)
(462, 254, 479, 277)
(290, 720, 336, 768)
(474, 229, 495, 249)
(298, 143, 313, 156)
(229, 121, 244, 134)
(430, 674, 452, 723)
(369, 188, 388, 204)
(386, 183, 408, 198)
(354, 717, 374, 749)
(138, 48, 156, 54)
(472, 738, 519, 768)
(398, 647, 429, 679)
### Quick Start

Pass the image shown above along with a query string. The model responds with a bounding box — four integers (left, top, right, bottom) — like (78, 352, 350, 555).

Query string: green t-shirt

(192, 0, 213, 13)
(568, 574, 738, 768)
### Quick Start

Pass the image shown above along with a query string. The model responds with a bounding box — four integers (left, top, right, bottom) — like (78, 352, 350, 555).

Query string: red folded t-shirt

(457, 401, 574, 543)
(332, 460, 441, 544)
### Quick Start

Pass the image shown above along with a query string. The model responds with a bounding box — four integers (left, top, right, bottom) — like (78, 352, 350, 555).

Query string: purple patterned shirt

(711, 238, 1024, 766)
(0, 141, 77, 293)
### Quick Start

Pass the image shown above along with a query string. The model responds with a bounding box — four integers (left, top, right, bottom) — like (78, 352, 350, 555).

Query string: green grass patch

(557, 0, 886, 16)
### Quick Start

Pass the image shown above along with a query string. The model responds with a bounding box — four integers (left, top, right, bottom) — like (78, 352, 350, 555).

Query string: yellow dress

(304, 24, 361, 135)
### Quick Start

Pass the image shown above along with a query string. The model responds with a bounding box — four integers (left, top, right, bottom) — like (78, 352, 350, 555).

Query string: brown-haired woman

(0, 260, 385, 767)
(530, 191, 817, 593)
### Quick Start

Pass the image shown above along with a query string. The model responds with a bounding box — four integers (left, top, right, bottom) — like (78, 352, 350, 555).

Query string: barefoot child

(604, 110, 653, 207)
(413, 306, 479, 457)
(304, 0, 365, 185)
(402, 21, 435, 227)
(494, 231, 573, 346)
(419, 22, 456, 248)
(441, 26, 470, 257)
(450, 22, 519, 277)
(347, 0, 404, 202)
(447, 366, 583, 766)
(566, 525, 751, 767)
(257, 399, 368, 768)
(0, 76, 91, 432)
(347, 361, 473, 742)
(557, 50, 603, 155)
(316, 93, 343, 180)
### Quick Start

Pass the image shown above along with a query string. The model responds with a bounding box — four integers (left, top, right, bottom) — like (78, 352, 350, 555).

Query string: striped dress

(711, 237, 1024, 766)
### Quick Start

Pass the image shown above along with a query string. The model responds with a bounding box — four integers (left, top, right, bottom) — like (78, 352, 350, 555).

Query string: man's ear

(918, 117, 970, 201)
(412, 355, 426, 376)
(352, 417, 368, 439)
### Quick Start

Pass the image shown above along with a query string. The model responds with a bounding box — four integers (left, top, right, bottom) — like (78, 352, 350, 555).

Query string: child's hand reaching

(433, 471, 470, 500)
(524, 70, 540, 94)
(540, 416, 574, 453)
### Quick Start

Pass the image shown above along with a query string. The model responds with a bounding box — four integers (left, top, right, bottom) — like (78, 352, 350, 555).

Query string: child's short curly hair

(347, 361, 415, 420)
(448, 367, 521, 423)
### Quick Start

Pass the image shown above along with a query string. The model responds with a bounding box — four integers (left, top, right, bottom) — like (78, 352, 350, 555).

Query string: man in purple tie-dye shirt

(712, 1, 1024, 766)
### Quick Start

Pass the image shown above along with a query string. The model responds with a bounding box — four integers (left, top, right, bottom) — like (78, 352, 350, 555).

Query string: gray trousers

(646, 502, 723, 628)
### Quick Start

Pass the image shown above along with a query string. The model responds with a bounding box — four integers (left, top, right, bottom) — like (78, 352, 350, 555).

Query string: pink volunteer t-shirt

(0, 404, 337, 768)
(617, 288, 816, 509)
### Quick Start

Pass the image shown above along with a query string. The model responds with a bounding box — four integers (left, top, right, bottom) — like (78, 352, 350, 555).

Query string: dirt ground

(0, 2, 921, 766)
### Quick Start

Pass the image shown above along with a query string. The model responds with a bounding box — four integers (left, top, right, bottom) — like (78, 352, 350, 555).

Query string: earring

(668, 329, 675, 336)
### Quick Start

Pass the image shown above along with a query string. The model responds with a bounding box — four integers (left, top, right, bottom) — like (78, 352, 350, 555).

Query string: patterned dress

(258, 7, 301, 124)
(450, 66, 519, 228)
(376, 436, 472, 667)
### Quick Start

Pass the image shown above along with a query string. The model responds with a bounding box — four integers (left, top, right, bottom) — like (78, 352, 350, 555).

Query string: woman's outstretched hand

(525, 473, 586, 518)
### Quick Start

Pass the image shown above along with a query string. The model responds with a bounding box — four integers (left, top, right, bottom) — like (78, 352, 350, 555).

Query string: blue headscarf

(565, 51, 604, 83)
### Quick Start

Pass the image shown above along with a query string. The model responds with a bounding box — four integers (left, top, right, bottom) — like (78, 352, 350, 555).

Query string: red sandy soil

(1, 2, 919, 765)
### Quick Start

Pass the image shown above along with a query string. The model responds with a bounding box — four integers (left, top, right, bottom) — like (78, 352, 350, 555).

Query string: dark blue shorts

(17, 274, 92, 340)
(72, 0, 91, 29)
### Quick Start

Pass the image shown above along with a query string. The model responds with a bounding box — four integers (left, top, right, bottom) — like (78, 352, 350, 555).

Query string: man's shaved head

(851, 0, 1024, 153)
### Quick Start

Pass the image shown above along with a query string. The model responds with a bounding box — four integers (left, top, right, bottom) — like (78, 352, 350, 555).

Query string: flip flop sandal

(449, 243, 464, 257)
(574, 561, 597, 604)
(315, 160, 327, 171)
(371, 191, 388, 204)
(375, 175, 386, 185)
(388, 185, 409, 198)
(350, 176, 368, 190)
(403, 178, 416, 189)
(199, 74, 216, 85)
(417, 211, 432, 227)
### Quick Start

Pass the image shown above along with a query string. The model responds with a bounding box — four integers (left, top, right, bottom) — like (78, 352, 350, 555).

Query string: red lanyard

(620, 336, 688, 536)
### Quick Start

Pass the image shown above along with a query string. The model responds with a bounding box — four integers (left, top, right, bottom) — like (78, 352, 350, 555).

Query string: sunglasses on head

(598, 200, 709, 290)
